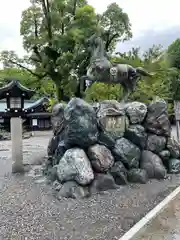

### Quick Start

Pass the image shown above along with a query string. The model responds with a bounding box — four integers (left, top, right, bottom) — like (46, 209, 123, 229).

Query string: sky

(0, 0, 180, 56)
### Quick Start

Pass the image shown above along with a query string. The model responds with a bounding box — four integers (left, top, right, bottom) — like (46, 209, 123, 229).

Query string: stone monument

(45, 97, 180, 199)
(44, 35, 180, 199)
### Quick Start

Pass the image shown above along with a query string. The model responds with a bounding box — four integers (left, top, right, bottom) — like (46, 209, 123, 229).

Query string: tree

(167, 38, 180, 69)
(0, 0, 132, 101)
(143, 44, 163, 64)
(166, 39, 180, 101)
(0, 50, 46, 79)
(99, 2, 132, 52)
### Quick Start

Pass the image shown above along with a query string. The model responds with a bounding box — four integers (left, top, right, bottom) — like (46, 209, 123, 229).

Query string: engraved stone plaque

(99, 115, 129, 139)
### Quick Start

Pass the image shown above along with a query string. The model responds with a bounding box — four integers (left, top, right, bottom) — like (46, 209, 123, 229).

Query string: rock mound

(45, 98, 180, 199)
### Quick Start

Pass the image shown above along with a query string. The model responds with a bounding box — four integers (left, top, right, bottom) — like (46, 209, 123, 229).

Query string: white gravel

(0, 131, 180, 240)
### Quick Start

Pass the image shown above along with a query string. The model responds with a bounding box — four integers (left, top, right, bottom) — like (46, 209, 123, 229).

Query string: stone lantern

(0, 79, 35, 173)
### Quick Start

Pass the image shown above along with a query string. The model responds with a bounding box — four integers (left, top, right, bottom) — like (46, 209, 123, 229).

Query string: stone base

(46, 98, 180, 199)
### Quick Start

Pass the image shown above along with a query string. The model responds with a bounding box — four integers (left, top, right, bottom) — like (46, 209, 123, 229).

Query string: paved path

(0, 134, 51, 177)
(0, 133, 52, 192)
(132, 192, 180, 239)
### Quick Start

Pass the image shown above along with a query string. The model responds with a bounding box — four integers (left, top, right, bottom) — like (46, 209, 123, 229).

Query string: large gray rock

(127, 168, 148, 184)
(51, 103, 66, 135)
(159, 150, 171, 169)
(45, 165, 58, 182)
(167, 138, 180, 158)
(48, 104, 67, 166)
(146, 134, 166, 153)
(113, 138, 141, 168)
(57, 181, 89, 199)
(97, 100, 128, 139)
(53, 141, 67, 165)
(47, 136, 59, 160)
(144, 98, 171, 136)
(109, 161, 128, 185)
(92, 102, 100, 112)
(141, 150, 167, 179)
(168, 159, 180, 174)
(159, 150, 171, 161)
(96, 100, 125, 118)
(90, 173, 117, 194)
(125, 125, 147, 149)
(63, 98, 99, 148)
(98, 131, 115, 149)
(88, 144, 114, 172)
(125, 102, 147, 124)
(57, 148, 94, 185)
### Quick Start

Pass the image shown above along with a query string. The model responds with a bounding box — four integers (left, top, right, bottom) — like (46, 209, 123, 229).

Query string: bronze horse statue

(78, 34, 153, 101)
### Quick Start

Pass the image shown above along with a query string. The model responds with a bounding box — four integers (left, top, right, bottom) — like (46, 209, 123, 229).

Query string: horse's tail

(136, 67, 154, 77)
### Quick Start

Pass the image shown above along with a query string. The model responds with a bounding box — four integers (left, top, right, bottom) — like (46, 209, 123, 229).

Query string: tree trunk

(56, 85, 70, 102)
(51, 72, 70, 102)
(56, 85, 64, 102)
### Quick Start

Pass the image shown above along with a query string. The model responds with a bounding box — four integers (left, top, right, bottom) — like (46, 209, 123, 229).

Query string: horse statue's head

(86, 34, 112, 81)
(86, 34, 102, 50)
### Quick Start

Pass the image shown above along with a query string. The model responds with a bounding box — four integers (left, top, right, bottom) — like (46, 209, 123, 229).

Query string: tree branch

(33, 11, 38, 39)
(41, 0, 53, 43)
(30, 1, 44, 64)
(9, 59, 47, 79)
(61, 9, 65, 35)
(72, 0, 78, 16)
(105, 33, 119, 51)
(32, 45, 42, 62)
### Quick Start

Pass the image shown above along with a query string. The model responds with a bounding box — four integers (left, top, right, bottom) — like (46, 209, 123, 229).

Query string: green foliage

(0, 68, 55, 99)
(0, 0, 132, 102)
(167, 68, 180, 101)
(100, 2, 132, 52)
(143, 44, 163, 63)
(1, 0, 180, 114)
(0, 68, 37, 88)
(85, 83, 123, 102)
(167, 39, 180, 69)
(47, 97, 58, 112)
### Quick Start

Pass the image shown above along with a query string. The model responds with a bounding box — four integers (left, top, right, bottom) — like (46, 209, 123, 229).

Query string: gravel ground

(0, 130, 180, 240)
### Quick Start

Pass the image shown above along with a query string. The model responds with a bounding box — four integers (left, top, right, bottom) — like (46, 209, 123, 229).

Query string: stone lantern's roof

(0, 79, 35, 100)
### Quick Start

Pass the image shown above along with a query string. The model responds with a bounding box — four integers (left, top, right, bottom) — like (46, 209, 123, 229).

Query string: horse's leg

(124, 90, 130, 102)
(131, 76, 140, 92)
(121, 85, 130, 103)
(79, 76, 87, 98)
(74, 80, 82, 98)
(123, 75, 138, 102)
(80, 76, 95, 99)
(85, 81, 94, 95)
